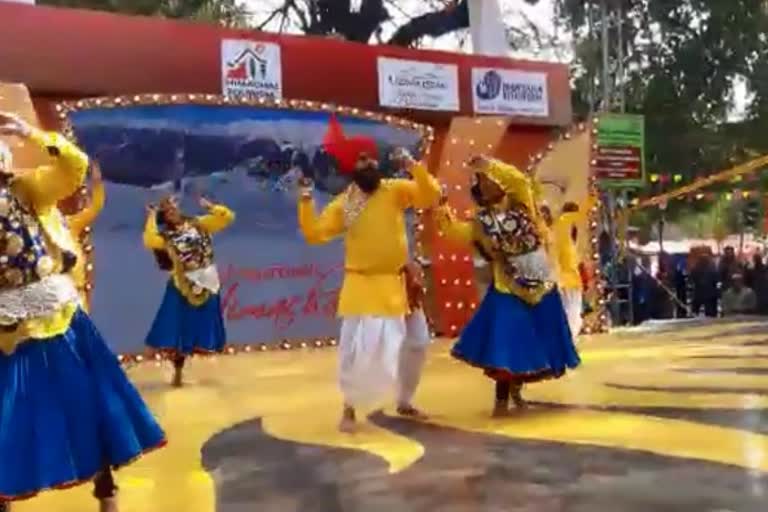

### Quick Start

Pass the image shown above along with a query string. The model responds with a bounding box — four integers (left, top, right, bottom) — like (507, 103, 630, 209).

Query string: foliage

(674, 196, 734, 241)
(38, 0, 250, 26)
(38, 0, 493, 46)
(548, 0, 768, 229)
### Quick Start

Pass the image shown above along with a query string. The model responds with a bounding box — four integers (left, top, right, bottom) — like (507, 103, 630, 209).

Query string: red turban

(322, 113, 378, 174)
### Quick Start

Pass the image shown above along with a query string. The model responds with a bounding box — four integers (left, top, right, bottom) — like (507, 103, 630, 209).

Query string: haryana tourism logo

(476, 70, 503, 100)
(225, 45, 269, 83)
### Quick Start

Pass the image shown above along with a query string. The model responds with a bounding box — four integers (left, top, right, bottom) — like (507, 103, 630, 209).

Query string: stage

(18, 318, 768, 512)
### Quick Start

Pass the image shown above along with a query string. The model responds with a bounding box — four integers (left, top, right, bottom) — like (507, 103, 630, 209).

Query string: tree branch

(256, 2, 289, 30)
(387, 0, 469, 47)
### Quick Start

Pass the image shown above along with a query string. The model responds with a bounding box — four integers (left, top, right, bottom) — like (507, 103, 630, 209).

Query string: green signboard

(591, 113, 645, 188)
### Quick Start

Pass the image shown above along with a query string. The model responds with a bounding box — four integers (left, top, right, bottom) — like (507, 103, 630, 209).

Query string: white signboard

(377, 57, 460, 112)
(472, 68, 549, 117)
(221, 39, 282, 100)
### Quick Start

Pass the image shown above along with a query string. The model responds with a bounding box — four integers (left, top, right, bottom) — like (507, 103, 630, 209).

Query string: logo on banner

(472, 68, 548, 117)
(378, 57, 459, 112)
(221, 39, 282, 100)
(475, 70, 503, 100)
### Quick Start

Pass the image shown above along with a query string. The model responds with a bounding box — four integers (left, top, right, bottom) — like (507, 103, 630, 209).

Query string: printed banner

(67, 103, 422, 353)
(472, 68, 549, 117)
(591, 113, 645, 188)
(221, 39, 282, 100)
(377, 57, 460, 111)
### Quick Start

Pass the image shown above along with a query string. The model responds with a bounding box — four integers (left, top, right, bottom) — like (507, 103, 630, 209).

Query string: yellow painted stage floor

(18, 318, 768, 511)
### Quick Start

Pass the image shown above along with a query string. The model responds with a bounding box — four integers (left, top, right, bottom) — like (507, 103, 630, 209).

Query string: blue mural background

(68, 104, 423, 354)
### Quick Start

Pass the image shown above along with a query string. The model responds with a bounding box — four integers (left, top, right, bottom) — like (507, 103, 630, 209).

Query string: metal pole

(586, 2, 596, 113)
(617, 0, 625, 113)
(600, 0, 611, 110)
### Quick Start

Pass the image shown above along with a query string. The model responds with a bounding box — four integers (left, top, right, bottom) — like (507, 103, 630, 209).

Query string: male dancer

(298, 151, 440, 432)
(397, 261, 432, 418)
(549, 198, 596, 338)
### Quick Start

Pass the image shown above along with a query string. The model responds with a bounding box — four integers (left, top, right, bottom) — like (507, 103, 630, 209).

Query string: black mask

(353, 167, 381, 194)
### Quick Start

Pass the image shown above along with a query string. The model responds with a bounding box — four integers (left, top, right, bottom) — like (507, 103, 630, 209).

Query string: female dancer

(434, 155, 580, 416)
(67, 161, 105, 310)
(143, 194, 235, 387)
(0, 113, 165, 512)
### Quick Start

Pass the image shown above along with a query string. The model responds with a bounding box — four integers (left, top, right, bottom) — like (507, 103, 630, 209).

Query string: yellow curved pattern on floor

(16, 320, 768, 511)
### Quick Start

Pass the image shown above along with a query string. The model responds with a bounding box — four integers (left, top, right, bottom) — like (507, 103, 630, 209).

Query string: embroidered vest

(475, 204, 553, 291)
(163, 220, 218, 302)
(164, 221, 215, 273)
(0, 186, 58, 291)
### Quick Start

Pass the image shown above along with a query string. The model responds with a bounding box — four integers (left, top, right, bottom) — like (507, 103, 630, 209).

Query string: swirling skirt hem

(451, 348, 571, 384)
(145, 282, 226, 355)
(0, 438, 167, 502)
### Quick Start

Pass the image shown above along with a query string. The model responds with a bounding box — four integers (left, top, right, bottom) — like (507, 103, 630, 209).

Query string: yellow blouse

(0, 130, 89, 354)
(298, 162, 441, 317)
(67, 178, 105, 309)
(143, 204, 235, 305)
(437, 158, 557, 304)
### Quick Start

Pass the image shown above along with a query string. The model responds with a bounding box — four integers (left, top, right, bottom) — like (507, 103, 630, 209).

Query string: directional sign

(591, 113, 645, 188)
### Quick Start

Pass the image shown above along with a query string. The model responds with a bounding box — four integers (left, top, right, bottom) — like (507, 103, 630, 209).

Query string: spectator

(673, 256, 689, 317)
(718, 246, 739, 290)
(721, 273, 757, 316)
(651, 253, 674, 319)
(631, 255, 653, 324)
(745, 252, 766, 290)
(690, 253, 719, 317)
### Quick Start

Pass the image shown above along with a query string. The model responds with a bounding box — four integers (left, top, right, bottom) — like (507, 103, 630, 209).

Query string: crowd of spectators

(628, 245, 768, 323)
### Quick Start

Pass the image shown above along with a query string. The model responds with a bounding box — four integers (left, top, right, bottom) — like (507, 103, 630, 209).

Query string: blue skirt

(0, 309, 166, 501)
(145, 281, 227, 356)
(452, 286, 580, 383)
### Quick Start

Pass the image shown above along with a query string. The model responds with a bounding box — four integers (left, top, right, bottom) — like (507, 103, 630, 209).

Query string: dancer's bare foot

(397, 404, 429, 420)
(492, 400, 511, 418)
(338, 406, 356, 433)
(511, 385, 528, 410)
(171, 368, 183, 388)
(99, 497, 118, 512)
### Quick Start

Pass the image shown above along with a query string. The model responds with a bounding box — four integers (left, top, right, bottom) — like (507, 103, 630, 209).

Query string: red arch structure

(0, 2, 573, 335)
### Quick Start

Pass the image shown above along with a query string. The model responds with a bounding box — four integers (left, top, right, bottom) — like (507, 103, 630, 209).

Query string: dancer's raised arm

(297, 182, 345, 245)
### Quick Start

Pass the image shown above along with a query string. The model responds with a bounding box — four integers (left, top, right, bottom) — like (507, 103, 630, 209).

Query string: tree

(38, 0, 250, 27)
(40, 0, 550, 50)
(252, 0, 471, 46)
(554, 0, 768, 228)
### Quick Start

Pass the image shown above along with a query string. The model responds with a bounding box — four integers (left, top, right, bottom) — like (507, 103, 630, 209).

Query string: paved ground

(20, 317, 768, 512)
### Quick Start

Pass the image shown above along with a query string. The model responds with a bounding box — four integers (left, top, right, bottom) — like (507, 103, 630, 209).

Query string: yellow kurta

(67, 178, 105, 309)
(0, 130, 89, 354)
(143, 204, 235, 305)
(551, 196, 597, 291)
(298, 163, 441, 317)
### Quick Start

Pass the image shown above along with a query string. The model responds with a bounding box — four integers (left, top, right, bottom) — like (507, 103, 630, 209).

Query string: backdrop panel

(65, 101, 426, 354)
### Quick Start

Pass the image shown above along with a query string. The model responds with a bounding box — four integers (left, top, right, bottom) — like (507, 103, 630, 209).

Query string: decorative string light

(526, 119, 608, 334)
(56, 93, 437, 363)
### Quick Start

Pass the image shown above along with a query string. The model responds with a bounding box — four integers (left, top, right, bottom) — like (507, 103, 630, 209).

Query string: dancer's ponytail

(152, 250, 173, 271)
(152, 209, 174, 271)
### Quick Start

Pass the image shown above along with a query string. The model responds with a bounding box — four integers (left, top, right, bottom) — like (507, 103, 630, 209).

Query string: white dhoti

(560, 287, 583, 339)
(338, 316, 407, 408)
(397, 308, 431, 406)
